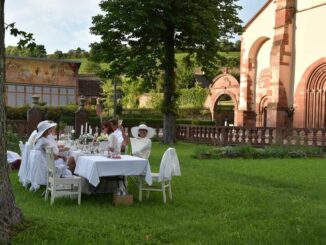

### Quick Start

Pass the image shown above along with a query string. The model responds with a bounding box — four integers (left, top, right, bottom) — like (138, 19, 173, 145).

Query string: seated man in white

(130, 124, 155, 159)
(28, 121, 72, 191)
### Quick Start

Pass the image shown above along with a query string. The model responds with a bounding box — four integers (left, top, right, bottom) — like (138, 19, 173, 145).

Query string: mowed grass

(10, 142, 326, 244)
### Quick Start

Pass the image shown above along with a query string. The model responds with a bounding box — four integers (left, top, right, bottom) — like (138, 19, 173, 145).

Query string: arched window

(305, 63, 326, 128)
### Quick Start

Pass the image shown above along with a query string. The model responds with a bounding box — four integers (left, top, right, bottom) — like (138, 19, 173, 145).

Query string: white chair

(19, 141, 25, 155)
(139, 148, 181, 204)
(45, 147, 82, 205)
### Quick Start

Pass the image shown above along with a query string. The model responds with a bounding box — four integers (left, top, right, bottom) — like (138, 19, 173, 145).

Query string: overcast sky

(5, 0, 266, 54)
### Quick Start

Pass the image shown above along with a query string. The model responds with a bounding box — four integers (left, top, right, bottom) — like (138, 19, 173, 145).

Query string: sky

(5, 0, 267, 54)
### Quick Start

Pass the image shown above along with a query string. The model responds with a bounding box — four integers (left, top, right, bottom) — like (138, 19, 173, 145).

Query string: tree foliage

(6, 44, 47, 57)
(90, 0, 242, 143)
(48, 47, 89, 59)
(178, 85, 209, 108)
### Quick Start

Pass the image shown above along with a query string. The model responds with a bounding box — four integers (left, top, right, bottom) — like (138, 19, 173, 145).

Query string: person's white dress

(130, 137, 152, 159)
(28, 136, 72, 191)
(18, 130, 37, 187)
(47, 134, 72, 179)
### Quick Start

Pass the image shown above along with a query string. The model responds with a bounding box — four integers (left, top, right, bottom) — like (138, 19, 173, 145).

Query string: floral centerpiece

(79, 133, 94, 144)
(96, 133, 108, 142)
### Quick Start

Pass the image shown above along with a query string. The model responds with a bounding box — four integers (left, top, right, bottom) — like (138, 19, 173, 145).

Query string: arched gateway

(209, 73, 239, 126)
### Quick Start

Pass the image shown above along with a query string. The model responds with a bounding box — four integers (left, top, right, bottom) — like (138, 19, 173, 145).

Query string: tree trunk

(0, 0, 24, 242)
(162, 1, 177, 144)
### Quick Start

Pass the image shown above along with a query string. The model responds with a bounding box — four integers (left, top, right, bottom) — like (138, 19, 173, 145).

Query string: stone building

(209, 0, 326, 128)
(5, 56, 102, 107)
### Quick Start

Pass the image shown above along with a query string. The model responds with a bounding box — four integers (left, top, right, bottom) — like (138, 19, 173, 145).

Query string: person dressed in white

(28, 121, 72, 191)
(101, 120, 119, 153)
(46, 123, 73, 178)
(18, 126, 38, 187)
(109, 119, 126, 153)
(130, 124, 155, 159)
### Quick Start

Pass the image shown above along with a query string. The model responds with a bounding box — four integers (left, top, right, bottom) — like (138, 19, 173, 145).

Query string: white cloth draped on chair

(7, 150, 21, 164)
(18, 130, 37, 187)
(139, 147, 181, 204)
(158, 147, 181, 182)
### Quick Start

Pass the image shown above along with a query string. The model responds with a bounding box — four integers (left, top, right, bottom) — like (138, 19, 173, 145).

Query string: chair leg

(50, 191, 55, 205)
(162, 181, 166, 204)
(168, 180, 172, 201)
(139, 178, 142, 202)
(146, 191, 150, 200)
(78, 182, 81, 205)
(45, 188, 49, 201)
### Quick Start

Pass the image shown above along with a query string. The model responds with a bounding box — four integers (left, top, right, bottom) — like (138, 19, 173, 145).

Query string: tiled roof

(78, 74, 102, 97)
(194, 74, 210, 88)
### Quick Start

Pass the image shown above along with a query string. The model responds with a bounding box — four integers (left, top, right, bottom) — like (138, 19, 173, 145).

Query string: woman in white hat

(28, 121, 72, 191)
(129, 124, 155, 159)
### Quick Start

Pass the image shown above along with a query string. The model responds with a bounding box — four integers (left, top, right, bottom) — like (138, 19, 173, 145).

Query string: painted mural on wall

(6, 58, 79, 87)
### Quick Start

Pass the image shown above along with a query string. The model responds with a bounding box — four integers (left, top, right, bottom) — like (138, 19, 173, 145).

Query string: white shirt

(130, 138, 152, 159)
(107, 133, 120, 153)
(113, 129, 124, 149)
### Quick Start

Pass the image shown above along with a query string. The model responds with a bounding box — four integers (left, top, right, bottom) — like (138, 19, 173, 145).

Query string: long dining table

(74, 154, 152, 188)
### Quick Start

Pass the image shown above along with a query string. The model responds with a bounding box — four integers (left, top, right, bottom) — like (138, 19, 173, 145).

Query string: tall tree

(0, 1, 24, 242)
(1, 2, 36, 241)
(90, 0, 242, 143)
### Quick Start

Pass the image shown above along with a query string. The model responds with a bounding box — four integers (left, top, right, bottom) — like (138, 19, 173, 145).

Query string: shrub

(193, 147, 213, 159)
(6, 106, 29, 120)
(193, 145, 325, 159)
(6, 126, 23, 153)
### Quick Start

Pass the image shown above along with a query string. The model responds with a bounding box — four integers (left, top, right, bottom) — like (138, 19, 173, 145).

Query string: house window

(5, 84, 76, 106)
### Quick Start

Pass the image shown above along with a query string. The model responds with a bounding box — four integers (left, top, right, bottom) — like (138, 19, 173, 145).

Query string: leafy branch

(5, 22, 36, 49)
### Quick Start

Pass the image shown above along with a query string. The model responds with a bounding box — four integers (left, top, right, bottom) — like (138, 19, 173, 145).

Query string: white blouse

(130, 137, 152, 159)
(107, 133, 119, 153)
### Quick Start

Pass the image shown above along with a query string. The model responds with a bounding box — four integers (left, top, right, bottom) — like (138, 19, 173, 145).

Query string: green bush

(6, 126, 23, 153)
(6, 106, 29, 120)
(178, 86, 209, 108)
(194, 145, 325, 159)
(193, 147, 213, 159)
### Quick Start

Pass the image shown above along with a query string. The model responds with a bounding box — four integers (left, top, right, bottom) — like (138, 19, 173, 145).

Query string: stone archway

(257, 96, 270, 127)
(242, 36, 270, 111)
(294, 58, 326, 128)
(213, 93, 236, 126)
(208, 73, 239, 126)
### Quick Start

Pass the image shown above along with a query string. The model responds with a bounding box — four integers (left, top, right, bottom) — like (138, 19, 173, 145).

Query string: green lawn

(10, 142, 326, 244)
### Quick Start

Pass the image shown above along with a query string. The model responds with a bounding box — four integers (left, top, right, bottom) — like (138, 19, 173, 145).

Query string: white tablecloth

(75, 155, 152, 187)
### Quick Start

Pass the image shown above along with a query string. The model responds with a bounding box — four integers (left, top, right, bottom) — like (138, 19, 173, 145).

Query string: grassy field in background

(10, 142, 326, 244)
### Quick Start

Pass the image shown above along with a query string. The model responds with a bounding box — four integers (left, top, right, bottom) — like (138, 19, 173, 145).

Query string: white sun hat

(34, 120, 57, 142)
(131, 124, 155, 139)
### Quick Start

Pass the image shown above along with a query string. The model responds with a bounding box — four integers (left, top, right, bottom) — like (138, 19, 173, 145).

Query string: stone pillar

(268, 0, 296, 127)
(75, 96, 88, 137)
(27, 95, 43, 135)
(237, 110, 256, 127)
